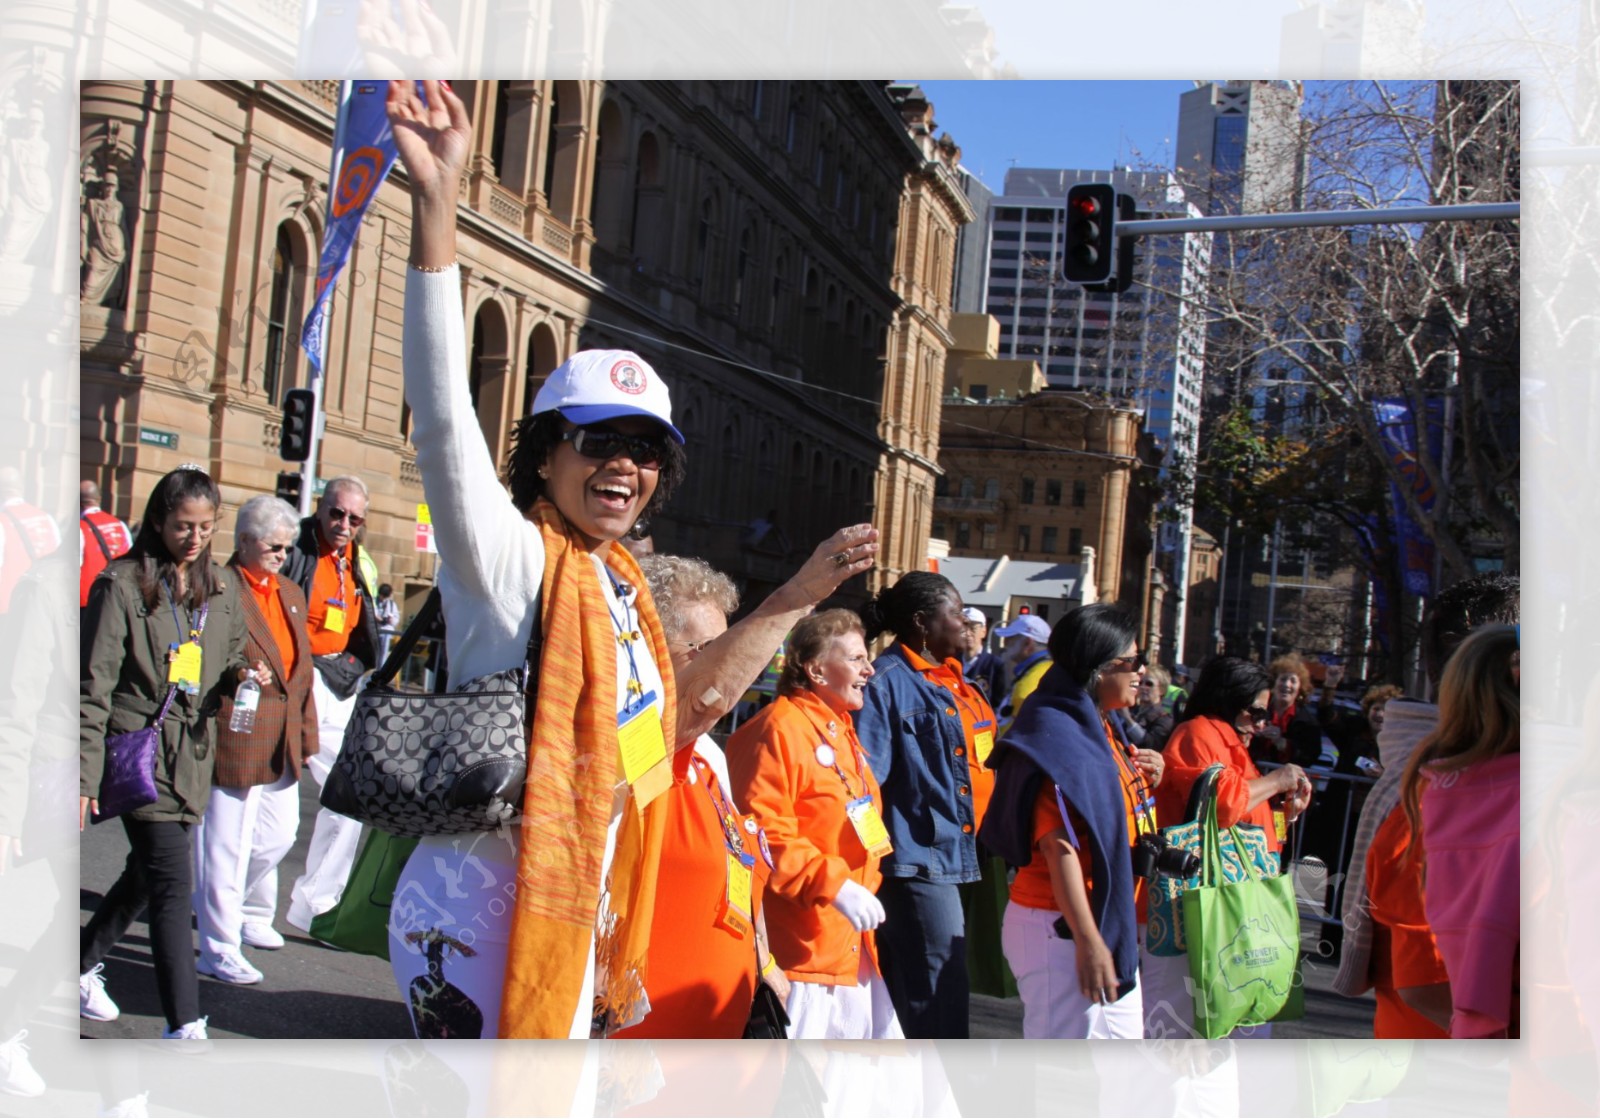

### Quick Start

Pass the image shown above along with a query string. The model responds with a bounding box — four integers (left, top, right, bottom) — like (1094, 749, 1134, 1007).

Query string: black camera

(1130, 833, 1200, 882)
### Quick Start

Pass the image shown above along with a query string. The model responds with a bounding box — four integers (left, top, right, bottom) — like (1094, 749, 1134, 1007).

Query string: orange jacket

(726, 688, 884, 986)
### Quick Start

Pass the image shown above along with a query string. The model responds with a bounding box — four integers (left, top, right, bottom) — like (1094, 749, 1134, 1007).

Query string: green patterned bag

(1146, 765, 1278, 957)
(1182, 785, 1302, 1038)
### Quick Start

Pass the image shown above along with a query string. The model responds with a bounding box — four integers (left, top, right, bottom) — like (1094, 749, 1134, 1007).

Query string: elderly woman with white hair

(191, 494, 319, 986)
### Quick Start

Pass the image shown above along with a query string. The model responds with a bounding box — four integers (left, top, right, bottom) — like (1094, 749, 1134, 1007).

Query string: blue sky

(910, 81, 1199, 193)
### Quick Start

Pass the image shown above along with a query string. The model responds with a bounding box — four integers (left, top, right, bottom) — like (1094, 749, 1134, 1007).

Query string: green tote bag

(1181, 787, 1303, 1038)
(308, 827, 420, 961)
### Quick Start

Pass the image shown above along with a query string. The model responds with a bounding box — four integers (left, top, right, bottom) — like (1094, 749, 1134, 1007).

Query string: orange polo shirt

(616, 746, 771, 1039)
(241, 566, 298, 677)
(902, 645, 998, 829)
(1367, 807, 1451, 1039)
(306, 540, 362, 656)
(1010, 718, 1147, 919)
(726, 689, 885, 987)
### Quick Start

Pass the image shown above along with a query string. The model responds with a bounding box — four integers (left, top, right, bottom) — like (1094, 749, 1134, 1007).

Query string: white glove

(830, 879, 886, 932)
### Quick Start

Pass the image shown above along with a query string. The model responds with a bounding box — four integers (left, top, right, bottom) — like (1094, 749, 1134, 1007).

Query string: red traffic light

(1070, 195, 1102, 218)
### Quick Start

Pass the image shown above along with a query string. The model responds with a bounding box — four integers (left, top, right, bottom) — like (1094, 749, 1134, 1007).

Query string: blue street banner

(1372, 398, 1446, 599)
(302, 80, 412, 372)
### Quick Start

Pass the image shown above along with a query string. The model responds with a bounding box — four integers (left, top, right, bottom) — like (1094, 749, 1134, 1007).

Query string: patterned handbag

(320, 589, 542, 837)
(91, 685, 179, 824)
(1145, 764, 1279, 957)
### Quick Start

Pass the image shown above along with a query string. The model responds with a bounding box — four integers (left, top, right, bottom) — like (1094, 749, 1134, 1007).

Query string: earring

(538, 468, 549, 480)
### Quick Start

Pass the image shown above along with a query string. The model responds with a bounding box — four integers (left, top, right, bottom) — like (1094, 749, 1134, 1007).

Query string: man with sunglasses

(279, 474, 383, 934)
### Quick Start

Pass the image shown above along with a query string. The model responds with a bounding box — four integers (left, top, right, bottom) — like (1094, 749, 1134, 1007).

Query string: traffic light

(280, 388, 315, 461)
(275, 470, 304, 508)
(1063, 183, 1116, 284)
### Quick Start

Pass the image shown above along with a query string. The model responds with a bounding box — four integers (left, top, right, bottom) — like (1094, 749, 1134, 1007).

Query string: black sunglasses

(561, 426, 667, 469)
(1104, 652, 1147, 673)
(326, 506, 366, 528)
(1246, 705, 1271, 724)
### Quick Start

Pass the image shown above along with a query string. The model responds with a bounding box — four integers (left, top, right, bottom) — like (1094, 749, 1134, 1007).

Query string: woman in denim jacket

(854, 572, 996, 1038)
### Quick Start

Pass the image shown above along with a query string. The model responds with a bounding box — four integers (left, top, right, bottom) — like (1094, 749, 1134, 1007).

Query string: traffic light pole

(1113, 200, 1519, 238)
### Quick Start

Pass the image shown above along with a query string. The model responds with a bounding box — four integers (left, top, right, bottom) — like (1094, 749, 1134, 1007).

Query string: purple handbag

(91, 686, 177, 825)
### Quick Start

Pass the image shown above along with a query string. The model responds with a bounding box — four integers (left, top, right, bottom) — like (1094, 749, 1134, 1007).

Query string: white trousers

(287, 670, 363, 931)
(192, 771, 300, 961)
(388, 783, 630, 1039)
(784, 953, 905, 1040)
(1140, 942, 1273, 1040)
(1001, 903, 1145, 1039)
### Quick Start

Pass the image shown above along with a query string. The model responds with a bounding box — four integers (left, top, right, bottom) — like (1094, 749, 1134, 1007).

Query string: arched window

(263, 223, 304, 405)
(959, 476, 975, 498)
(734, 225, 753, 318)
(542, 84, 561, 201)
(983, 478, 1000, 501)
(630, 131, 661, 263)
(695, 196, 717, 295)
(490, 80, 511, 179)
(786, 96, 802, 153)
(769, 252, 786, 331)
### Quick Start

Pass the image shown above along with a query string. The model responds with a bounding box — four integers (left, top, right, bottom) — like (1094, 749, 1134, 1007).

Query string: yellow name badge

(718, 852, 754, 937)
(974, 728, 996, 766)
(846, 795, 894, 857)
(323, 601, 347, 634)
(617, 691, 670, 808)
(167, 641, 203, 692)
(1273, 809, 1288, 842)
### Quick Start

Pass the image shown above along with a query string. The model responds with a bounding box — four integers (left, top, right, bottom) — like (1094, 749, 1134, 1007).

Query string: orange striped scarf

(497, 502, 676, 1038)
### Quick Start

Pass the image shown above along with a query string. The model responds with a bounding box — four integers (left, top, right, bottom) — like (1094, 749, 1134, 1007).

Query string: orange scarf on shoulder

(497, 502, 676, 1038)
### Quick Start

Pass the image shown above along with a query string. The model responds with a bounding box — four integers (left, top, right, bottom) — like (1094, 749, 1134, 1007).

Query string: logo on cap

(610, 360, 647, 395)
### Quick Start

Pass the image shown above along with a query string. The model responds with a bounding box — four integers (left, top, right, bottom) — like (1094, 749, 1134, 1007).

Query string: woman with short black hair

(980, 603, 1164, 1038)
(853, 571, 996, 1038)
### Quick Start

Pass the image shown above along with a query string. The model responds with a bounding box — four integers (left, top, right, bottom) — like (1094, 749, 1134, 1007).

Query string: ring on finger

(831, 550, 850, 567)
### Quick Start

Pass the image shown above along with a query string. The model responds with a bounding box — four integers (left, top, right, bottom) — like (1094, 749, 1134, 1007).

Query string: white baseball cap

(961, 607, 987, 626)
(993, 615, 1051, 643)
(531, 349, 684, 443)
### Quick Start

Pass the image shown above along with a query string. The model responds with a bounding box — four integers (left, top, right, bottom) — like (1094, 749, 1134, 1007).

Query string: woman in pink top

(1400, 623, 1519, 1038)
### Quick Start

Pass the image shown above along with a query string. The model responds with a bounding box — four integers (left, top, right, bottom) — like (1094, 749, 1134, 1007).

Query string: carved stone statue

(0, 105, 52, 263)
(80, 170, 129, 305)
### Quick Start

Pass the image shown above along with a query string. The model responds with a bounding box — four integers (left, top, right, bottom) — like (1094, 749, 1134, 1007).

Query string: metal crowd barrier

(1260, 762, 1380, 933)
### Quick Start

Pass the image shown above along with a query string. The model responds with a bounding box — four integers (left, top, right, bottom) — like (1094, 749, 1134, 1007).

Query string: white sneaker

(197, 950, 263, 985)
(98, 1092, 150, 1118)
(161, 1017, 208, 1041)
(0, 1029, 45, 1098)
(80, 963, 120, 1021)
(241, 922, 285, 950)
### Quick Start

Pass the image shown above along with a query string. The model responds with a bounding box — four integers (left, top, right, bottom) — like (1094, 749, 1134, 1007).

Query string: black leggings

(79, 817, 199, 1030)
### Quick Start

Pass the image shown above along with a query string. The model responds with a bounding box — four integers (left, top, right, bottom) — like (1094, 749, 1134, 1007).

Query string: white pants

(1140, 942, 1273, 1040)
(1001, 903, 1144, 1038)
(192, 771, 300, 961)
(784, 953, 905, 1040)
(388, 783, 630, 1039)
(287, 670, 363, 931)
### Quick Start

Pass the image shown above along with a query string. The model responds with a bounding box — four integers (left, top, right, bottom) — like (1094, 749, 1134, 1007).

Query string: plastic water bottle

(229, 677, 261, 733)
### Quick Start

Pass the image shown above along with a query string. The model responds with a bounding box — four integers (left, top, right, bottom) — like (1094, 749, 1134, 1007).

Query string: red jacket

(79, 508, 132, 607)
(1158, 714, 1283, 853)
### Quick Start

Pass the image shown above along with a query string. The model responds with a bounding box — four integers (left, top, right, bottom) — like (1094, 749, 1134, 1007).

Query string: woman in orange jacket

(726, 609, 903, 1039)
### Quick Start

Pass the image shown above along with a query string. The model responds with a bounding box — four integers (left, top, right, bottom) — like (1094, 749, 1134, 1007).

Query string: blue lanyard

(163, 579, 197, 642)
(603, 569, 646, 706)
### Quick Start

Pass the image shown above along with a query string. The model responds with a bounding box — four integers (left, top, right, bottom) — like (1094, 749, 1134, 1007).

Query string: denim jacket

(854, 645, 981, 885)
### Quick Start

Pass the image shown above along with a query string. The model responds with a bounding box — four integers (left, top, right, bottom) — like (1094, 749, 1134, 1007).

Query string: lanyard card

(717, 851, 756, 938)
(323, 598, 347, 634)
(845, 796, 893, 857)
(1273, 809, 1288, 842)
(617, 690, 670, 808)
(973, 719, 996, 766)
(167, 641, 203, 694)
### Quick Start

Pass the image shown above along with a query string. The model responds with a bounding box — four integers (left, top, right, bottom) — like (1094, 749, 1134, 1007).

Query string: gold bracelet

(410, 259, 457, 272)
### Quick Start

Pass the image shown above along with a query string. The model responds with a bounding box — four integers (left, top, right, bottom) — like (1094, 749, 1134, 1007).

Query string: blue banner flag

(302, 80, 409, 372)
(1372, 398, 1445, 598)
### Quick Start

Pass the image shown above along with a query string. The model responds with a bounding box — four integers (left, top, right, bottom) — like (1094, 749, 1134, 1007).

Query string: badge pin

(744, 818, 758, 834)
(815, 744, 836, 768)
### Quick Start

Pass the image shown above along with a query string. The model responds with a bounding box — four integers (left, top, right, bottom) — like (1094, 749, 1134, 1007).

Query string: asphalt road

(77, 775, 412, 1041)
(76, 775, 1371, 1042)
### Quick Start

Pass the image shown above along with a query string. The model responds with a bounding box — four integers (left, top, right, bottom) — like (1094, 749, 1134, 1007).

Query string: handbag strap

(1184, 763, 1224, 822)
(365, 587, 545, 697)
(367, 588, 443, 688)
(151, 684, 180, 726)
(1196, 770, 1268, 888)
